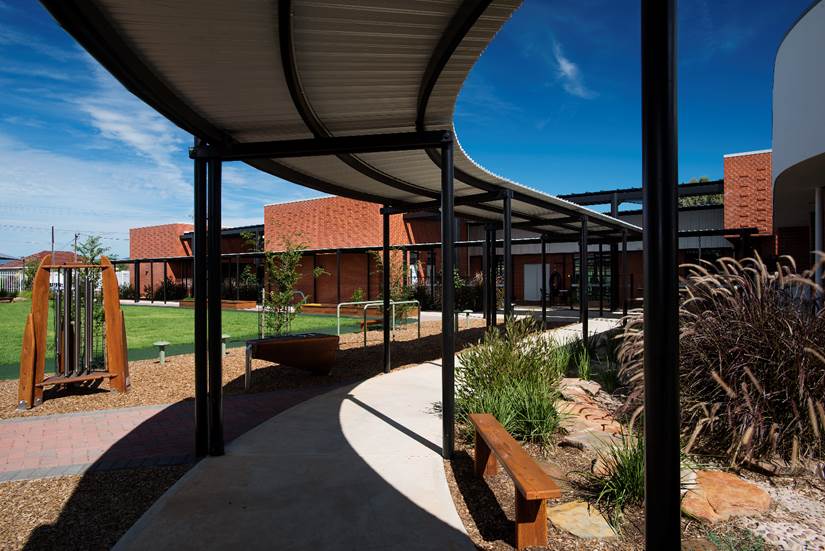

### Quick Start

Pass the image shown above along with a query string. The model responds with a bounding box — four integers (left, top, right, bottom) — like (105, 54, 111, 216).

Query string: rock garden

(446, 256, 825, 550)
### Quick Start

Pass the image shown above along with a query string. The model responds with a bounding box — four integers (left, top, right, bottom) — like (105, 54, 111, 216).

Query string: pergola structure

(43, 0, 680, 547)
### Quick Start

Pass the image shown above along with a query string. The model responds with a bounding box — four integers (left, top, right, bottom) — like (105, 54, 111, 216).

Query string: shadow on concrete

(20, 327, 492, 550)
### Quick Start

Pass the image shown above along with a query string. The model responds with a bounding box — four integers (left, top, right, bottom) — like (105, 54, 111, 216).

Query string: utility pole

(51, 226, 54, 260)
(73, 233, 79, 262)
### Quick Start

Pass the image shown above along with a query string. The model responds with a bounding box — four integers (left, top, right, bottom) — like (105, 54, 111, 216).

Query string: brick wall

(129, 223, 193, 291)
(723, 151, 773, 234)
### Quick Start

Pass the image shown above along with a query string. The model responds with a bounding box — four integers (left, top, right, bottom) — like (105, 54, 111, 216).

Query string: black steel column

(365, 253, 371, 300)
(235, 255, 240, 301)
(429, 248, 435, 298)
(441, 136, 455, 460)
(481, 231, 487, 322)
(382, 210, 391, 374)
(336, 250, 342, 304)
(816, 187, 824, 290)
(134, 261, 140, 303)
(540, 234, 547, 327)
(490, 231, 497, 324)
(622, 230, 629, 320)
(402, 249, 408, 287)
(598, 243, 604, 317)
(207, 157, 224, 456)
(503, 191, 513, 319)
(150, 263, 154, 302)
(312, 254, 318, 301)
(193, 140, 208, 457)
(163, 261, 168, 304)
(642, 0, 681, 546)
(579, 217, 588, 341)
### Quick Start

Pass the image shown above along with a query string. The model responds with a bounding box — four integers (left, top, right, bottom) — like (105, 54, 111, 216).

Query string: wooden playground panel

(17, 255, 130, 409)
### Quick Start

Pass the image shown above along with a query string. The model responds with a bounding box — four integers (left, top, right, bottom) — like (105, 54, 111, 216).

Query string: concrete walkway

(115, 362, 473, 551)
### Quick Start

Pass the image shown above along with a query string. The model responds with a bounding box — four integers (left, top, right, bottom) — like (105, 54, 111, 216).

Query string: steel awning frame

(41, 0, 640, 242)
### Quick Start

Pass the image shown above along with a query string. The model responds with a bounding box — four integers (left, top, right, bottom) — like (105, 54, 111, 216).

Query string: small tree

(261, 236, 329, 336)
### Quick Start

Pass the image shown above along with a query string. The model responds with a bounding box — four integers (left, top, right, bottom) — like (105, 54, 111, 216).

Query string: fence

(0, 268, 24, 292)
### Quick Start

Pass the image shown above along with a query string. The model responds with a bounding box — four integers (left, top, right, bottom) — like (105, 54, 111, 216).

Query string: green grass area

(0, 301, 364, 379)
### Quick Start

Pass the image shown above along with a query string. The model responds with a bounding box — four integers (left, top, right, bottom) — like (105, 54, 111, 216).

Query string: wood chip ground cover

(0, 320, 487, 419)
(0, 466, 188, 550)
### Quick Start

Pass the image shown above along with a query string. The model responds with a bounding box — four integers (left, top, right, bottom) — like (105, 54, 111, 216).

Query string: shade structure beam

(190, 131, 452, 162)
(503, 191, 513, 319)
(641, 0, 681, 546)
(380, 191, 502, 215)
(441, 134, 456, 461)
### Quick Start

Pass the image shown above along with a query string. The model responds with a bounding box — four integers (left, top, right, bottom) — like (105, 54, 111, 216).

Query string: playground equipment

(18, 255, 130, 409)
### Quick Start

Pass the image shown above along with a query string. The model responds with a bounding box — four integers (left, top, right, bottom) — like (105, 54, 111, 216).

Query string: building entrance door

(523, 264, 550, 302)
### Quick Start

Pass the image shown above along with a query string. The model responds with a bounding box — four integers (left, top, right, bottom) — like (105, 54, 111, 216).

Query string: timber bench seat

(469, 413, 561, 550)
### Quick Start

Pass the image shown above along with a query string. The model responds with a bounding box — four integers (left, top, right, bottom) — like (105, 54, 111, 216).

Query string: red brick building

(129, 150, 802, 308)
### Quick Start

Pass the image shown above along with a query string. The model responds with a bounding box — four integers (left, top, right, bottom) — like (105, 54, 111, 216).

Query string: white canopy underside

(44, 0, 641, 239)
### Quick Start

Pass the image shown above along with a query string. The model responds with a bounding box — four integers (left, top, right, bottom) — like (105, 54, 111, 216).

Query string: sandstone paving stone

(681, 470, 772, 523)
(681, 538, 716, 551)
(547, 500, 617, 539)
(560, 430, 624, 452)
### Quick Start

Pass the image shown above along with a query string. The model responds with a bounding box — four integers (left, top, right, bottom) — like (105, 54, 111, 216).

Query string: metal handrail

(336, 300, 383, 336)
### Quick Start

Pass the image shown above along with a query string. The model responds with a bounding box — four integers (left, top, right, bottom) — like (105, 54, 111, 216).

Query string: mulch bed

(0, 320, 488, 419)
(0, 465, 188, 551)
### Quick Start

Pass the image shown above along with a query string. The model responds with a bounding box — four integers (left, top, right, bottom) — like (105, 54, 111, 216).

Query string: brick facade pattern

(723, 152, 773, 235)
(129, 223, 193, 291)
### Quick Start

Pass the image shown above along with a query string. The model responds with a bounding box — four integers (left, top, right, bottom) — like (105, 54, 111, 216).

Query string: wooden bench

(469, 413, 561, 550)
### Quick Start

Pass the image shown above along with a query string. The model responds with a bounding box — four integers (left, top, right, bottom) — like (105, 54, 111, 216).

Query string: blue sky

(0, 0, 812, 257)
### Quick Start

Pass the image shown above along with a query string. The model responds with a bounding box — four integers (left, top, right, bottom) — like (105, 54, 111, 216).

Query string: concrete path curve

(115, 362, 472, 551)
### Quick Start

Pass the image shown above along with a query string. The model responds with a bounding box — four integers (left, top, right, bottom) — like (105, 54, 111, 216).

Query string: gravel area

(0, 320, 488, 419)
(0, 466, 188, 550)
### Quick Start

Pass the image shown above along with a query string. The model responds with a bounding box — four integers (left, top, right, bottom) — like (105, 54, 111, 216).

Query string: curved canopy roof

(43, 0, 641, 241)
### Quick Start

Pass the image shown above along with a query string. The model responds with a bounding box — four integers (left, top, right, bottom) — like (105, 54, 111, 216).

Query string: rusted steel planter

(244, 333, 339, 387)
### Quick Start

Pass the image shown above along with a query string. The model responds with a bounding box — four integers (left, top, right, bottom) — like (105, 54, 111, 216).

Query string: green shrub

(119, 283, 136, 300)
(573, 435, 645, 527)
(456, 318, 563, 443)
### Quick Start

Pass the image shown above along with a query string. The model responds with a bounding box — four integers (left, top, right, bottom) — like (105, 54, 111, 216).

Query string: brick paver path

(0, 386, 339, 481)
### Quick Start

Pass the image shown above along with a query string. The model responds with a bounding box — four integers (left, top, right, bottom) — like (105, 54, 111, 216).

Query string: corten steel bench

(469, 413, 561, 550)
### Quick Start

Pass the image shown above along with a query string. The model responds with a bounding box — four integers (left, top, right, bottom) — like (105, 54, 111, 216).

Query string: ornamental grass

(618, 254, 825, 465)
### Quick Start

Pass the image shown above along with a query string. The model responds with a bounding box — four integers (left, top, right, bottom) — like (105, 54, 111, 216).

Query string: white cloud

(0, 132, 191, 257)
(72, 58, 189, 195)
(552, 41, 596, 99)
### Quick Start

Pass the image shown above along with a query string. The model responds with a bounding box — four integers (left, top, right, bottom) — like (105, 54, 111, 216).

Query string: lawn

(0, 301, 363, 379)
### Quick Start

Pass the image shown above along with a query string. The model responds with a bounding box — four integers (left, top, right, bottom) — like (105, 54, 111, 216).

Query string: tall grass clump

(574, 436, 645, 527)
(456, 318, 564, 444)
(618, 255, 825, 465)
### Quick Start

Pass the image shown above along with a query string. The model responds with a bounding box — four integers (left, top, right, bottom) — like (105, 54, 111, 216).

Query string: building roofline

(263, 194, 331, 208)
(723, 149, 772, 158)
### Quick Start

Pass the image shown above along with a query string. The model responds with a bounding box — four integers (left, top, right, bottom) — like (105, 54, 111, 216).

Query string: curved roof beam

(278, 0, 438, 201)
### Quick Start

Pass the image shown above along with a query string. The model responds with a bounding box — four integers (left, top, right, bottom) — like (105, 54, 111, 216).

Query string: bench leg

(474, 431, 497, 477)
(514, 491, 547, 550)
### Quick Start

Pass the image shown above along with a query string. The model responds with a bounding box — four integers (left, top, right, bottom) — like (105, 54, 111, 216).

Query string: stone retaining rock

(681, 470, 771, 523)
